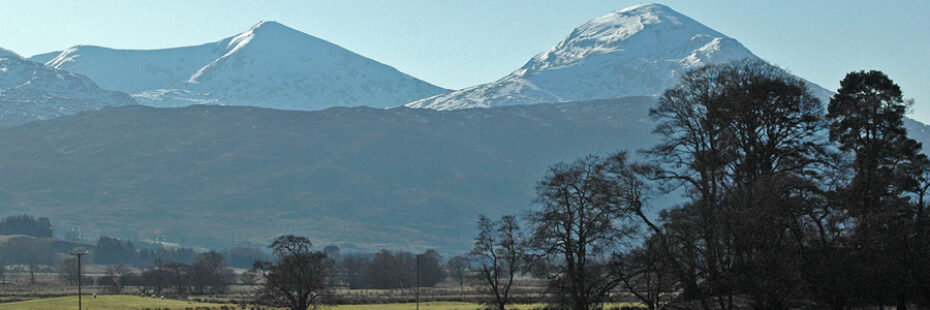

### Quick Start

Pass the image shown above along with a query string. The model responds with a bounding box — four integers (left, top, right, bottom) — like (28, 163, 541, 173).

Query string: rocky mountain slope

(0, 54, 135, 126)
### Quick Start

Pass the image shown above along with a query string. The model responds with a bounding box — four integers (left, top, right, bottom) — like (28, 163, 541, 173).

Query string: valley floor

(0, 295, 232, 309)
(0, 296, 639, 310)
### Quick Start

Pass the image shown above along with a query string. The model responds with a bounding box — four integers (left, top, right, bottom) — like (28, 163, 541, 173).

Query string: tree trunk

(898, 295, 908, 310)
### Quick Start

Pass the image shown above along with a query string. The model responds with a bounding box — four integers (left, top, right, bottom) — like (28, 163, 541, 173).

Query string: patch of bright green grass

(0, 295, 231, 310)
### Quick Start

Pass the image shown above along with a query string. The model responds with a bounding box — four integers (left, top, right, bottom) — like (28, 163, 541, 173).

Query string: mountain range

(0, 3, 927, 251)
(407, 4, 758, 110)
(0, 98, 659, 252)
(0, 54, 133, 126)
(29, 21, 447, 111)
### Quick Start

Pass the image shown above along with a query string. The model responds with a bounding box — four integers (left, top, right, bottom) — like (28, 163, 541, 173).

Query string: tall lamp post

(69, 248, 89, 310)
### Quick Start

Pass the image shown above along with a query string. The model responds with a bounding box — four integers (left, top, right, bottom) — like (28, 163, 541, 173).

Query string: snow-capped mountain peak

(215, 20, 303, 61)
(522, 3, 722, 74)
(244, 20, 295, 35)
(35, 21, 448, 110)
(406, 3, 758, 110)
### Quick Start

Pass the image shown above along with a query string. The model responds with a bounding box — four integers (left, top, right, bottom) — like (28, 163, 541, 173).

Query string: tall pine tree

(826, 70, 928, 309)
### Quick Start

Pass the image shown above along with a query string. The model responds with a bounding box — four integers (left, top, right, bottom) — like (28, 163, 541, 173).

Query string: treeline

(463, 61, 930, 310)
(245, 236, 462, 310)
(337, 249, 446, 289)
(54, 251, 237, 296)
(92, 236, 197, 267)
(0, 214, 53, 238)
(0, 214, 272, 271)
(91, 236, 270, 268)
(0, 238, 74, 265)
(0, 214, 66, 266)
(137, 251, 235, 296)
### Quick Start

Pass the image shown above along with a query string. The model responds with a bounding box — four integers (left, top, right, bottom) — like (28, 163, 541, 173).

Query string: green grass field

(332, 302, 637, 309)
(0, 300, 493, 310)
(0, 295, 232, 310)
(334, 302, 503, 310)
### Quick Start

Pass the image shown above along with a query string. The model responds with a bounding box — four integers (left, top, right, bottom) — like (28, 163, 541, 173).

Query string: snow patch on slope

(0, 56, 135, 125)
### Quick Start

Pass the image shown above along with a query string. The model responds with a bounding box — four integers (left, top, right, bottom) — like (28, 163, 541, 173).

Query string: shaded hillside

(0, 97, 659, 252)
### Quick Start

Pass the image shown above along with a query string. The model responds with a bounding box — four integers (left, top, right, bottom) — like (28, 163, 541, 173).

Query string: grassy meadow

(0, 295, 233, 310)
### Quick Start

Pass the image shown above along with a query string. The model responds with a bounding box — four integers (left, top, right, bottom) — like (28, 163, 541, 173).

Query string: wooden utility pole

(70, 248, 89, 310)
(416, 254, 421, 310)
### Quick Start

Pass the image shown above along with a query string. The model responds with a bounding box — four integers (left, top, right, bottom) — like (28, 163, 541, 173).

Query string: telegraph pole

(415, 254, 420, 310)
(70, 248, 89, 310)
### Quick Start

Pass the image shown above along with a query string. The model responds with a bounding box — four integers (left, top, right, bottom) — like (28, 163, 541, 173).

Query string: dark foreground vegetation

(463, 61, 930, 310)
(1, 60, 928, 310)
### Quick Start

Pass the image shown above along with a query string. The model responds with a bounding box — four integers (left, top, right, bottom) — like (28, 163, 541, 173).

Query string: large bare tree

(647, 59, 829, 310)
(253, 235, 334, 310)
(528, 154, 643, 310)
(102, 264, 133, 294)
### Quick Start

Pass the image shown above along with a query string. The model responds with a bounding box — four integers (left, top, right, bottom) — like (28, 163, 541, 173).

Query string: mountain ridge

(406, 3, 760, 110)
(0, 97, 660, 252)
(34, 21, 448, 110)
(0, 55, 136, 126)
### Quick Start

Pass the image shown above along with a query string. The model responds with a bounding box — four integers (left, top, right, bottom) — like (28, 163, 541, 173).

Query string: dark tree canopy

(367, 249, 415, 289)
(825, 70, 929, 309)
(0, 214, 53, 238)
(93, 236, 137, 265)
(644, 59, 830, 310)
(827, 70, 926, 216)
(191, 250, 233, 294)
(417, 249, 446, 288)
(649, 59, 827, 202)
(254, 235, 334, 310)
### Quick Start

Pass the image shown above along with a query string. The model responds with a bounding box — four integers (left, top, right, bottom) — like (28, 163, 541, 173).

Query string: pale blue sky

(1, 0, 928, 121)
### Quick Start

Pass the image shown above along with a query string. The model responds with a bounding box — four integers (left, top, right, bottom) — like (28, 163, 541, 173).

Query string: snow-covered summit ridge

(0, 56, 135, 125)
(35, 21, 448, 110)
(522, 3, 731, 73)
(406, 3, 759, 110)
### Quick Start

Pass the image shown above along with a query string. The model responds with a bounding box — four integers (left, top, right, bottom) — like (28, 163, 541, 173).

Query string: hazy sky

(2, 0, 928, 121)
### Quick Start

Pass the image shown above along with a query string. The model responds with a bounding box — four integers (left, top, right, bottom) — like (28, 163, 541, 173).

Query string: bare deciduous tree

(470, 215, 525, 310)
(239, 269, 260, 288)
(446, 255, 468, 300)
(102, 264, 133, 294)
(191, 251, 233, 295)
(529, 154, 643, 310)
(58, 257, 80, 285)
(253, 235, 334, 310)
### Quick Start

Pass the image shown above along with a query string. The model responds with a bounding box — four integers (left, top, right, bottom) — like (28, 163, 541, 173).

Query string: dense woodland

(1, 60, 928, 310)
